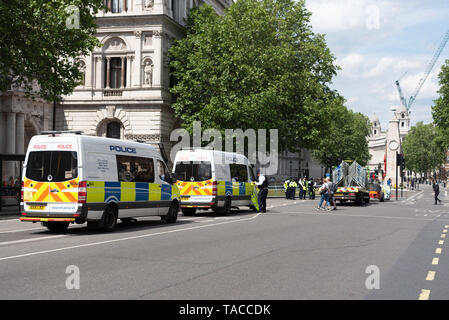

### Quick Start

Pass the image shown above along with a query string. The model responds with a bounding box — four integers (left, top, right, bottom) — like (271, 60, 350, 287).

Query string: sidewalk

(0, 206, 20, 220)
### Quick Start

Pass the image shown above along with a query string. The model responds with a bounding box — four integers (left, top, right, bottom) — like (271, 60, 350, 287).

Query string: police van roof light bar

(41, 130, 84, 136)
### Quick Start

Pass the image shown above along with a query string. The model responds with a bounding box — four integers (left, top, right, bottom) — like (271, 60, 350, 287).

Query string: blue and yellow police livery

(21, 132, 180, 232)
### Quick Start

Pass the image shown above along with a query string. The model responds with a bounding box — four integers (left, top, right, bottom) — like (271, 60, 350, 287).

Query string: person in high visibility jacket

(288, 179, 298, 200)
(284, 179, 290, 199)
(302, 179, 308, 199)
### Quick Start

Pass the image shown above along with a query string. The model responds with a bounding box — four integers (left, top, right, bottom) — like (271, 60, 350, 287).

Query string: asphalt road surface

(0, 185, 448, 300)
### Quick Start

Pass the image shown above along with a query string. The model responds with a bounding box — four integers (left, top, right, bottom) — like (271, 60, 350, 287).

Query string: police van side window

(116, 155, 154, 183)
(230, 164, 248, 182)
(157, 160, 171, 183)
(248, 166, 256, 182)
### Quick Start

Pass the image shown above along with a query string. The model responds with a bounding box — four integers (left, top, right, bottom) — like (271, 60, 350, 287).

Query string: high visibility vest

(289, 181, 297, 188)
(303, 181, 308, 190)
(284, 182, 288, 191)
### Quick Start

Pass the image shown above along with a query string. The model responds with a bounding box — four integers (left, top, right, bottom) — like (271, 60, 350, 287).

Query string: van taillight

(78, 181, 87, 203)
(212, 181, 218, 196)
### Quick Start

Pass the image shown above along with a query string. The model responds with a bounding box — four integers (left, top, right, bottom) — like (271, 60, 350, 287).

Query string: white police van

(21, 131, 180, 232)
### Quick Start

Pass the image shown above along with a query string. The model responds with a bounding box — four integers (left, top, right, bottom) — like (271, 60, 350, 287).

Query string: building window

(107, 121, 121, 139)
(104, 57, 126, 88)
(401, 122, 405, 127)
(374, 130, 377, 135)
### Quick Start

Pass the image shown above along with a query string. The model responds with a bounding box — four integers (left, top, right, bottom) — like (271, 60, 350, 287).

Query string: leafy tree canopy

(402, 122, 446, 174)
(169, 0, 344, 153)
(0, 0, 104, 101)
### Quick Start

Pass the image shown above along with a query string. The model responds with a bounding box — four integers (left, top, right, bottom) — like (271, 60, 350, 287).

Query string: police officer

(284, 179, 290, 199)
(289, 178, 297, 200)
(256, 170, 269, 212)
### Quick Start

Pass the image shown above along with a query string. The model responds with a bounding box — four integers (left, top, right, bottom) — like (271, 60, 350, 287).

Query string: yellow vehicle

(173, 149, 259, 215)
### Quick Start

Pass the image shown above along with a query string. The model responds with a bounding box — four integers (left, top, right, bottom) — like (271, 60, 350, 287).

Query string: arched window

(374, 130, 377, 135)
(107, 121, 121, 139)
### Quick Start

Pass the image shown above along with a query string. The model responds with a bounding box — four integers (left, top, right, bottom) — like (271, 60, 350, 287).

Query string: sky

(304, 0, 449, 129)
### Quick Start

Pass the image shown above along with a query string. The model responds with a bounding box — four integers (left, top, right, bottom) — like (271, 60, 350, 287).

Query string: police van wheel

(43, 222, 69, 233)
(102, 206, 118, 232)
(163, 202, 178, 224)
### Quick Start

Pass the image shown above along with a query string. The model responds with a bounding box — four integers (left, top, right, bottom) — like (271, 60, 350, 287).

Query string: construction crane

(395, 29, 449, 113)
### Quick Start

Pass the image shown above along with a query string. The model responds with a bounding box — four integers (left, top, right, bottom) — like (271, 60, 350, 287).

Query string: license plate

(29, 205, 46, 210)
(334, 193, 343, 197)
(181, 196, 190, 200)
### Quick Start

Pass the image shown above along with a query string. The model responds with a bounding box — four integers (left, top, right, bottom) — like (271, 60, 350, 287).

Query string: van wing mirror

(170, 173, 177, 184)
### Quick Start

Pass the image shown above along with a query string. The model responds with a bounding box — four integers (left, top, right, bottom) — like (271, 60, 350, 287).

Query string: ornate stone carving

(143, 60, 153, 86)
(134, 30, 142, 39)
(153, 30, 162, 38)
(144, 0, 154, 9)
(105, 38, 126, 51)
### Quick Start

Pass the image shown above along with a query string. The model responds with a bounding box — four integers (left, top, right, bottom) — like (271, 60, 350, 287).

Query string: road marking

(444, 229, 448, 233)
(435, 248, 442, 254)
(432, 258, 439, 265)
(419, 289, 431, 300)
(445, 225, 449, 228)
(0, 227, 46, 234)
(0, 211, 263, 262)
(426, 271, 436, 281)
(439, 240, 444, 245)
(442, 234, 446, 238)
(0, 235, 66, 246)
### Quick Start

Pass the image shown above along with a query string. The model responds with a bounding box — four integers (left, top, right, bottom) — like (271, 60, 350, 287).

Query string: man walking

(326, 177, 337, 210)
(256, 170, 269, 212)
(433, 179, 442, 205)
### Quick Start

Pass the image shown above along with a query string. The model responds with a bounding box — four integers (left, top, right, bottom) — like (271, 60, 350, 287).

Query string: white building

(58, 0, 232, 165)
(367, 105, 410, 179)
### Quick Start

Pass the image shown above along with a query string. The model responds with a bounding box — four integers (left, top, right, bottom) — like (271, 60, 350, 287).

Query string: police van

(20, 131, 180, 232)
(172, 149, 258, 215)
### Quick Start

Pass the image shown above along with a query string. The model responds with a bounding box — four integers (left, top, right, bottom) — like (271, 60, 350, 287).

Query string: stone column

(152, 30, 163, 88)
(121, 56, 125, 88)
(0, 113, 4, 154)
(106, 57, 111, 88)
(385, 118, 401, 187)
(15, 113, 24, 155)
(5, 112, 16, 154)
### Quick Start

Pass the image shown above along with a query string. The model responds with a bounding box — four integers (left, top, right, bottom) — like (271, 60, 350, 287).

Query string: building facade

(58, 0, 231, 165)
(367, 105, 410, 182)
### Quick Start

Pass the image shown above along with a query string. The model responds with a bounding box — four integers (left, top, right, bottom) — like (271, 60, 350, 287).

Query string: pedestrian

(288, 179, 297, 200)
(256, 170, 269, 212)
(326, 177, 337, 210)
(316, 178, 331, 211)
(284, 179, 290, 199)
(308, 177, 315, 200)
(298, 178, 304, 200)
(433, 179, 442, 205)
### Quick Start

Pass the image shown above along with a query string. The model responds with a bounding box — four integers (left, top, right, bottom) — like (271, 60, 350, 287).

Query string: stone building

(58, 0, 232, 164)
(367, 105, 410, 182)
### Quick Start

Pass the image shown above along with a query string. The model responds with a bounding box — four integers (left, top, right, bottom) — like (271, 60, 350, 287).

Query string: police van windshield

(174, 161, 212, 182)
(26, 151, 78, 182)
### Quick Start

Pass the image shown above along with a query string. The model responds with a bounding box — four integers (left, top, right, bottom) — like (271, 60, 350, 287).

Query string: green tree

(312, 97, 371, 166)
(432, 59, 449, 148)
(0, 0, 104, 102)
(169, 0, 340, 152)
(402, 122, 446, 176)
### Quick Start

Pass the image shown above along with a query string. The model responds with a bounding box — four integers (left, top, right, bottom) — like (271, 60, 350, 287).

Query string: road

(0, 185, 448, 300)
